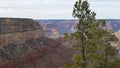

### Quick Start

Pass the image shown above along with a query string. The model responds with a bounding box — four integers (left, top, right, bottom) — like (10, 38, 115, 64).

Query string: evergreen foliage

(63, 0, 120, 68)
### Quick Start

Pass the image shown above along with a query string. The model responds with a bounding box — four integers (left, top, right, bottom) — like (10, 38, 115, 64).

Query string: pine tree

(63, 0, 119, 68)
(94, 20, 118, 68)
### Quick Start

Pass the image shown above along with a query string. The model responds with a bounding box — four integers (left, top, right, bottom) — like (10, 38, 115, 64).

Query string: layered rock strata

(0, 18, 73, 68)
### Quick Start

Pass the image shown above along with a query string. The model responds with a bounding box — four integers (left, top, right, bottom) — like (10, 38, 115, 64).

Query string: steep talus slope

(0, 18, 74, 68)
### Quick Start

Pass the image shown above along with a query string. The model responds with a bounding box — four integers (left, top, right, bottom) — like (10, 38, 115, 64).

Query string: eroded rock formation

(0, 18, 73, 68)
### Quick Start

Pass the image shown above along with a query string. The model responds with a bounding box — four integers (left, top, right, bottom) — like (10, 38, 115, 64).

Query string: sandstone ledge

(0, 29, 44, 47)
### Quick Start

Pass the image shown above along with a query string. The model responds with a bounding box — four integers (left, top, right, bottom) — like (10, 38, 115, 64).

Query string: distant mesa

(38, 19, 120, 38)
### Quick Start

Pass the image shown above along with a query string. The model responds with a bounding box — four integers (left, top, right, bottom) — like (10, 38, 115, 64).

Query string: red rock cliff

(0, 18, 73, 68)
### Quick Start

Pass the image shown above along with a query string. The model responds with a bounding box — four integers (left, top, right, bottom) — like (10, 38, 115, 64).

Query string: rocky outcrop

(44, 29, 59, 38)
(0, 29, 43, 47)
(0, 18, 74, 68)
(0, 18, 44, 47)
(38, 20, 77, 38)
(113, 30, 120, 54)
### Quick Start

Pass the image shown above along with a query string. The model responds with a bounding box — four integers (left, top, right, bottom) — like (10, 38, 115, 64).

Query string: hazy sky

(0, 0, 119, 19)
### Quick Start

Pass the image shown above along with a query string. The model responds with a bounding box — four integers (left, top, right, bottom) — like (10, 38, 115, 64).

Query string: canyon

(38, 19, 120, 38)
(0, 18, 74, 68)
(38, 19, 120, 56)
(0, 18, 120, 68)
